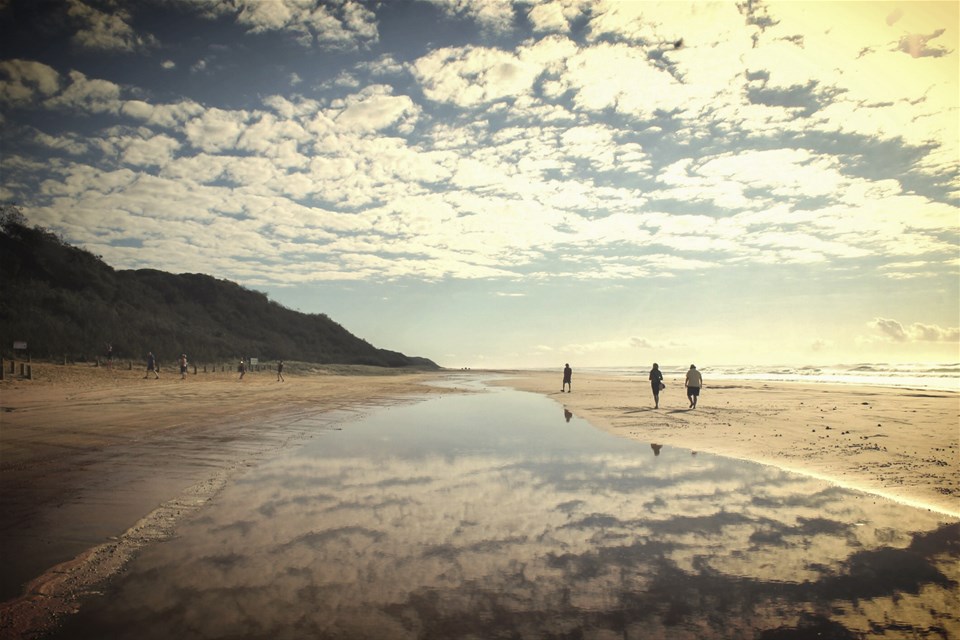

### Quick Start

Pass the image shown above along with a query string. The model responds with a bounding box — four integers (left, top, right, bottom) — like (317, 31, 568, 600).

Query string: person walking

(685, 364, 703, 409)
(562, 363, 572, 393)
(144, 352, 159, 379)
(649, 363, 664, 408)
(277, 360, 285, 382)
(238, 359, 246, 380)
(179, 353, 188, 380)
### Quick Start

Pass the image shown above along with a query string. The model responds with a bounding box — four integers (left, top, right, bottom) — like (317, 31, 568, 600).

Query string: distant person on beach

(685, 364, 703, 408)
(649, 363, 664, 408)
(562, 363, 572, 393)
(144, 352, 159, 379)
(277, 360, 285, 382)
(238, 359, 246, 380)
(179, 354, 188, 379)
(105, 343, 113, 368)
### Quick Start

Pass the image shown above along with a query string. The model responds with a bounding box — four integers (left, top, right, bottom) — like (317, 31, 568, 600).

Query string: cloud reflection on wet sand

(54, 388, 959, 639)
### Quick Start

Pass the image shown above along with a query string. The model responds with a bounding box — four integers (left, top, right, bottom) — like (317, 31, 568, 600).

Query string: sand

(493, 370, 960, 519)
(1, 363, 958, 638)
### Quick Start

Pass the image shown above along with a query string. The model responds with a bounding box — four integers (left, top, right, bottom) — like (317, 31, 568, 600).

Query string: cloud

(66, 0, 158, 52)
(897, 29, 950, 58)
(44, 70, 122, 114)
(196, 0, 379, 48)
(0, 59, 60, 105)
(183, 107, 251, 152)
(331, 85, 420, 133)
(869, 318, 960, 343)
(425, 0, 517, 33)
(412, 45, 547, 107)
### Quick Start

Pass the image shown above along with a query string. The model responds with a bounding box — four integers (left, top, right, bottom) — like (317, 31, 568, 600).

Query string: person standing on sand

(685, 364, 703, 408)
(144, 352, 159, 379)
(562, 363, 572, 393)
(179, 354, 188, 380)
(238, 359, 246, 380)
(649, 363, 664, 408)
(277, 360, 285, 382)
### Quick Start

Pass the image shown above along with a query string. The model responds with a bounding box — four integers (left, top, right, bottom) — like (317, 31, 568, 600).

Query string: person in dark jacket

(649, 363, 664, 408)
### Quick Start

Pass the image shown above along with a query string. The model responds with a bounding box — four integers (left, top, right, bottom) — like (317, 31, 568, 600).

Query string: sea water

(576, 363, 960, 392)
(52, 379, 959, 639)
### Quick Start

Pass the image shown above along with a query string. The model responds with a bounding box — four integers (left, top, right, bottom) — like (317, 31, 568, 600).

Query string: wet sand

(0, 362, 451, 639)
(494, 370, 960, 518)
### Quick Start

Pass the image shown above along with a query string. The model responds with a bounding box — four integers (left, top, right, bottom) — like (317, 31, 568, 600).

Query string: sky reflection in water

(56, 383, 959, 639)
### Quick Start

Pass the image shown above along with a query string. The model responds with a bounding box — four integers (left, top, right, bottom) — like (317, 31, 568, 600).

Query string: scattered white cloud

(0, 59, 60, 105)
(870, 318, 960, 343)
(66, 0, 158, 52)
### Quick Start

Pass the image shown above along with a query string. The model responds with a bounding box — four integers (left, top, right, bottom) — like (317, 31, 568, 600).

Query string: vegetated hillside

(0, 208, 437, 368)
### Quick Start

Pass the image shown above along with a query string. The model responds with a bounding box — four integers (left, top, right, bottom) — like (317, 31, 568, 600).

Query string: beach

(1, 363, 958, 638)
(493, 370, 960, 518)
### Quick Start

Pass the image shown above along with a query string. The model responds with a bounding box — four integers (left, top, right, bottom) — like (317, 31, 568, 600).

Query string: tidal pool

(53, 381, 959, 639)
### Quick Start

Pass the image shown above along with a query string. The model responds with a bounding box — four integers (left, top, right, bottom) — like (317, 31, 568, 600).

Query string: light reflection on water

(55, 383, 959, 639)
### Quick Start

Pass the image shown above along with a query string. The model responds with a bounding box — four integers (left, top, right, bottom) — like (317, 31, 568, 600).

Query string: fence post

(20, 363, 25, 377)
(26, 365, 32, 380)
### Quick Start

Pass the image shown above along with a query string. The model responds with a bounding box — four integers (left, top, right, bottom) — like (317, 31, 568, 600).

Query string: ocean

(569, 363, 960, 392)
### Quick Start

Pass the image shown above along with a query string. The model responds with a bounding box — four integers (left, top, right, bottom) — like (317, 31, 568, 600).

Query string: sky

(1, 0, 957, 369)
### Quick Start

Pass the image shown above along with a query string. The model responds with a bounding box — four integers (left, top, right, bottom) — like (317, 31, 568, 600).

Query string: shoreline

(491, 370, 960, 519)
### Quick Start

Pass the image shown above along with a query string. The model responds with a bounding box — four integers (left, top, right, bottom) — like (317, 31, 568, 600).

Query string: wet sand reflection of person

(564, 408, 573, 423)
(650, 443, 663, 456)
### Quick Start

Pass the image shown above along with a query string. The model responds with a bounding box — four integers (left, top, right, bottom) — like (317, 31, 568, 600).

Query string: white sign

(13, 341, 27, 350)
(249, 358, 259, 365)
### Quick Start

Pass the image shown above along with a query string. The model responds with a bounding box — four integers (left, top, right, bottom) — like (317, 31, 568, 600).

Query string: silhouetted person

(277, 360, 285, 382)
(238, 359, 246, 380)
(144, 352, 159, 379)
(179, 353, 188, 380)
(649, 363, 664, 408)
(685, 364, 703, 408)
(651, 443, 663, 456)
(562, 363, 572, 393)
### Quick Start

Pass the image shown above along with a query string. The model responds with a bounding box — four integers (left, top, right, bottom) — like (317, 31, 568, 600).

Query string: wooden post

(26, 365, 32, 380)
(0, 357, 4, 381)
(10, 360, 16, 374)
(19, 363, 25, 377)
